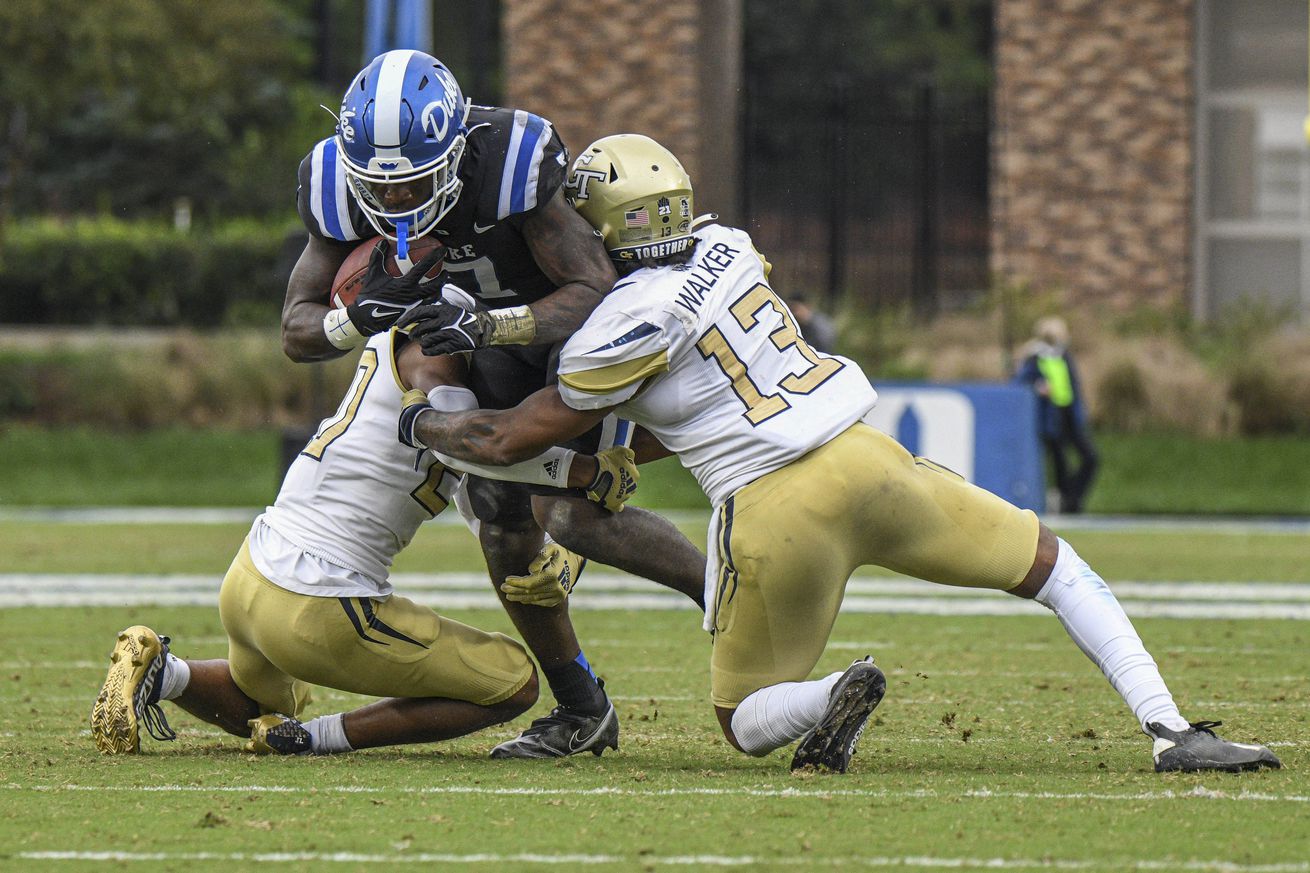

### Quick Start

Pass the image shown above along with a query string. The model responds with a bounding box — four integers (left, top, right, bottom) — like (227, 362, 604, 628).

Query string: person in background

(786, 293, 838, 354)
(1014, 316, 1098, 514)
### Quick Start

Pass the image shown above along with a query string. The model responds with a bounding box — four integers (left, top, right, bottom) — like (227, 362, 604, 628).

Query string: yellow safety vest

(1036, 355, 1074, 407)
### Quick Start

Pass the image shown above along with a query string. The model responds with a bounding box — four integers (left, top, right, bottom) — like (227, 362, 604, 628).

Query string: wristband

(323, 308, 365, 350)
(487, 305, 536, 345)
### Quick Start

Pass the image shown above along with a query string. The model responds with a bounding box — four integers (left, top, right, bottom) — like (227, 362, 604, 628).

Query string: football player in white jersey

(91, 322, 640, 757)
(397, 134, 1282, 774)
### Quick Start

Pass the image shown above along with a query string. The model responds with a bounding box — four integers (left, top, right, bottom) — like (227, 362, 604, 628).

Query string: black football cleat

(1148, 720, 1281, 773)
(245, 714, 313, 755)
(791, 657, 886, 774)
(490, 697, 619, 759)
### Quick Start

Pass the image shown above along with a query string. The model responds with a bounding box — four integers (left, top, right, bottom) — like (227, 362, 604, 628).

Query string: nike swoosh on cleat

(567, 720, 607, 754)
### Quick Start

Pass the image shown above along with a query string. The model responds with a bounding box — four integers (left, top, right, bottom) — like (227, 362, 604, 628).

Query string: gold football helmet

(566, 134, 695, 264)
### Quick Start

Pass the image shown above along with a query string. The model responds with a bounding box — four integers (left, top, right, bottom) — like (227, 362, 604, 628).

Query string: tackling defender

(279, 50, 706, 756)
(91, 323, 638, 757)
(398, 134, 1282, 774)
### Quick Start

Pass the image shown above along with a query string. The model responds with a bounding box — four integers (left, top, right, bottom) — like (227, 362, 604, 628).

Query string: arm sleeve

(424, 386, 578, 487)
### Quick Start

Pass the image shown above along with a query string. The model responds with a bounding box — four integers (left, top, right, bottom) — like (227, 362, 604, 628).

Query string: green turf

(0, 425, 708, 512)
(0, 426, 283, 507)
(5, 426, 1310, 515)
(2, 519, 1307, 583)
(1, 604, 1306, 870)
(1088, 432, 1310, 515)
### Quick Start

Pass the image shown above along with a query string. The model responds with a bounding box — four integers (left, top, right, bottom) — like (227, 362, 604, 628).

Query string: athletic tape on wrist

(323, 308, 365, 350)
(487, 305, 536, 345)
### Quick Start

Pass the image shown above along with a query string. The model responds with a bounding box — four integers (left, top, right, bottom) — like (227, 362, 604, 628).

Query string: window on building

(1195, 0, 1310, 318)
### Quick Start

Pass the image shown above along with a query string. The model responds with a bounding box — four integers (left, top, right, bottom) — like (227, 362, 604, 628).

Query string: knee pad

(465, 476, 537, 529)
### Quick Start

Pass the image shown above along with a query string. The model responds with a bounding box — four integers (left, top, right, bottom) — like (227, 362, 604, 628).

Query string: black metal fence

(741, 77, 990, 315)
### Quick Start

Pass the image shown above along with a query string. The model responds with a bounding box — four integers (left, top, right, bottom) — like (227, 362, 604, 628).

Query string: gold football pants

(710, 423, 1039, 707)
(218, 540, 533, 714)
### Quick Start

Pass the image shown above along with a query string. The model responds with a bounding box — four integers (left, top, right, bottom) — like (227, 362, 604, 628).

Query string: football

(329, 235, 447, 309)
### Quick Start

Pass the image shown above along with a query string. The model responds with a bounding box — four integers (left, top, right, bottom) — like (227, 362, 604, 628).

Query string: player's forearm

(281, 301, 349, 362)
(428, 444, 595, 489)
(472, 283, 606, 347)
(520, 282, 607, 346)
(283, 243, 352, 362)
(415, 408, 552, 467)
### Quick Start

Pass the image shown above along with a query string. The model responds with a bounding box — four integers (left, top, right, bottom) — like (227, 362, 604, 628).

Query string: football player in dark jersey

(280, 50, 706, 758)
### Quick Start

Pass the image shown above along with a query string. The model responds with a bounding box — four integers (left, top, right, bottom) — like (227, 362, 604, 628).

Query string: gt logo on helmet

(568, 169, 606, 201)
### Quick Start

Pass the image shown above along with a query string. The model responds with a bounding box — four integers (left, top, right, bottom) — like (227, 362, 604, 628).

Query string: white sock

(157, 654, 191, 701)
(303, 713, 353, 755)
(1036, 538, 1190, 734)
(730, 672, 843, 756)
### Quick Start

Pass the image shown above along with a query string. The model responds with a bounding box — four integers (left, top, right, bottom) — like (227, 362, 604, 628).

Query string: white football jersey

(557, 224, 878, 507)
(258, 330, 461, 596)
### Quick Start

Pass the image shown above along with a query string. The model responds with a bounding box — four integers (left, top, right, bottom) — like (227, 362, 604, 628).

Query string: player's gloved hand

(398, 388, 433, 449)
(347, 241, 446, 336)
(501, 543, 587, 607)
(405, 300, 495, 355)
(585, 446, 639, 512)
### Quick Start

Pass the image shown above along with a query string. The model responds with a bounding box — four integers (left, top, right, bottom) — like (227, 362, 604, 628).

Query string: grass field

(1, 518, 1307, 870)
(5, 425, 1310, 514)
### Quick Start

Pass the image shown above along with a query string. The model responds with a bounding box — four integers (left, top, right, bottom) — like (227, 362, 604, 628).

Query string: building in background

(992, 0, 1310, 320)
(510, 0, 1310, 323)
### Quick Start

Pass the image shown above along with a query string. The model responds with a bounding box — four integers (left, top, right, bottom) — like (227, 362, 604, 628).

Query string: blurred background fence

(743, 76, 990, 316)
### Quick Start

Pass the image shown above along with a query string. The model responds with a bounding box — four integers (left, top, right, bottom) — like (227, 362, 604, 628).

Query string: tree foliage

(746, 0, 991, 105)
(0, 0, 331, 221)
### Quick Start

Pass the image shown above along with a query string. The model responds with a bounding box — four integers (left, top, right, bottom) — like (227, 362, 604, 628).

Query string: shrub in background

(0, 216, 303, 327)
(0, 331, 356, 430)
(828, 293, 1308, 437)
(1093, 359, 1151, 433)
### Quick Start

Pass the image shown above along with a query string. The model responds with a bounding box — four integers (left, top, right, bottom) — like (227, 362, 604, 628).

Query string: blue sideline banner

(863, 383, 1045, 513)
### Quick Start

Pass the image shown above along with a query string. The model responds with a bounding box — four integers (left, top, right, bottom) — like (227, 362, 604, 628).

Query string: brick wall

(500, 0, 741, 221)
(502, 0, 701, 177)
(992, 0, 1193, 309)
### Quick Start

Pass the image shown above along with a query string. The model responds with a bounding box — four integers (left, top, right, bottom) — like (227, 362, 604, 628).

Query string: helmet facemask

(335, 50, 471, 255)
(341, 134, 466, 247)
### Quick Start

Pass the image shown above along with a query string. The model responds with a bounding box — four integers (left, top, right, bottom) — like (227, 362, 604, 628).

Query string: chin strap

(394, 219, 410, 260)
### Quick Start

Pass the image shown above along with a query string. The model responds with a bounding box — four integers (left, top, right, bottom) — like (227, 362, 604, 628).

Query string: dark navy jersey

(297, 105, 569, 306)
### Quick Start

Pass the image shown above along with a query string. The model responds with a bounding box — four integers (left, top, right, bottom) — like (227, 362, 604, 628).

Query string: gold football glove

(585, 446, 639, 512)
(501, 542, 587, 607)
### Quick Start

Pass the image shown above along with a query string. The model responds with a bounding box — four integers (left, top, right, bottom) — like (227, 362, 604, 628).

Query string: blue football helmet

(336, 50, 470, 248)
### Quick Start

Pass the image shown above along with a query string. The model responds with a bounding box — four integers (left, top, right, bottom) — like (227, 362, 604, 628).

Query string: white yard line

(10, 783, 1309, 803)
(5, 506, 1308, 535)
(14, 660, 1307, 687)
(10, 850, 1310, 870)
(5, 574, 1310, 619)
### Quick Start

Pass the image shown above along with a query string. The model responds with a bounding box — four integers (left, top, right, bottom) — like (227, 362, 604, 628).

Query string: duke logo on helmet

(336, 50, 471, 250)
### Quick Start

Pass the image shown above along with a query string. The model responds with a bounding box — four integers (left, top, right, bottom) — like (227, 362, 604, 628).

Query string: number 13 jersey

(556, 224, 878, 507)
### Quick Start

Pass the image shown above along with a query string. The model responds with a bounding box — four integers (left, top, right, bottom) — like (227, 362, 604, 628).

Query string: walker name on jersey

(674, 242, 743, 315)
